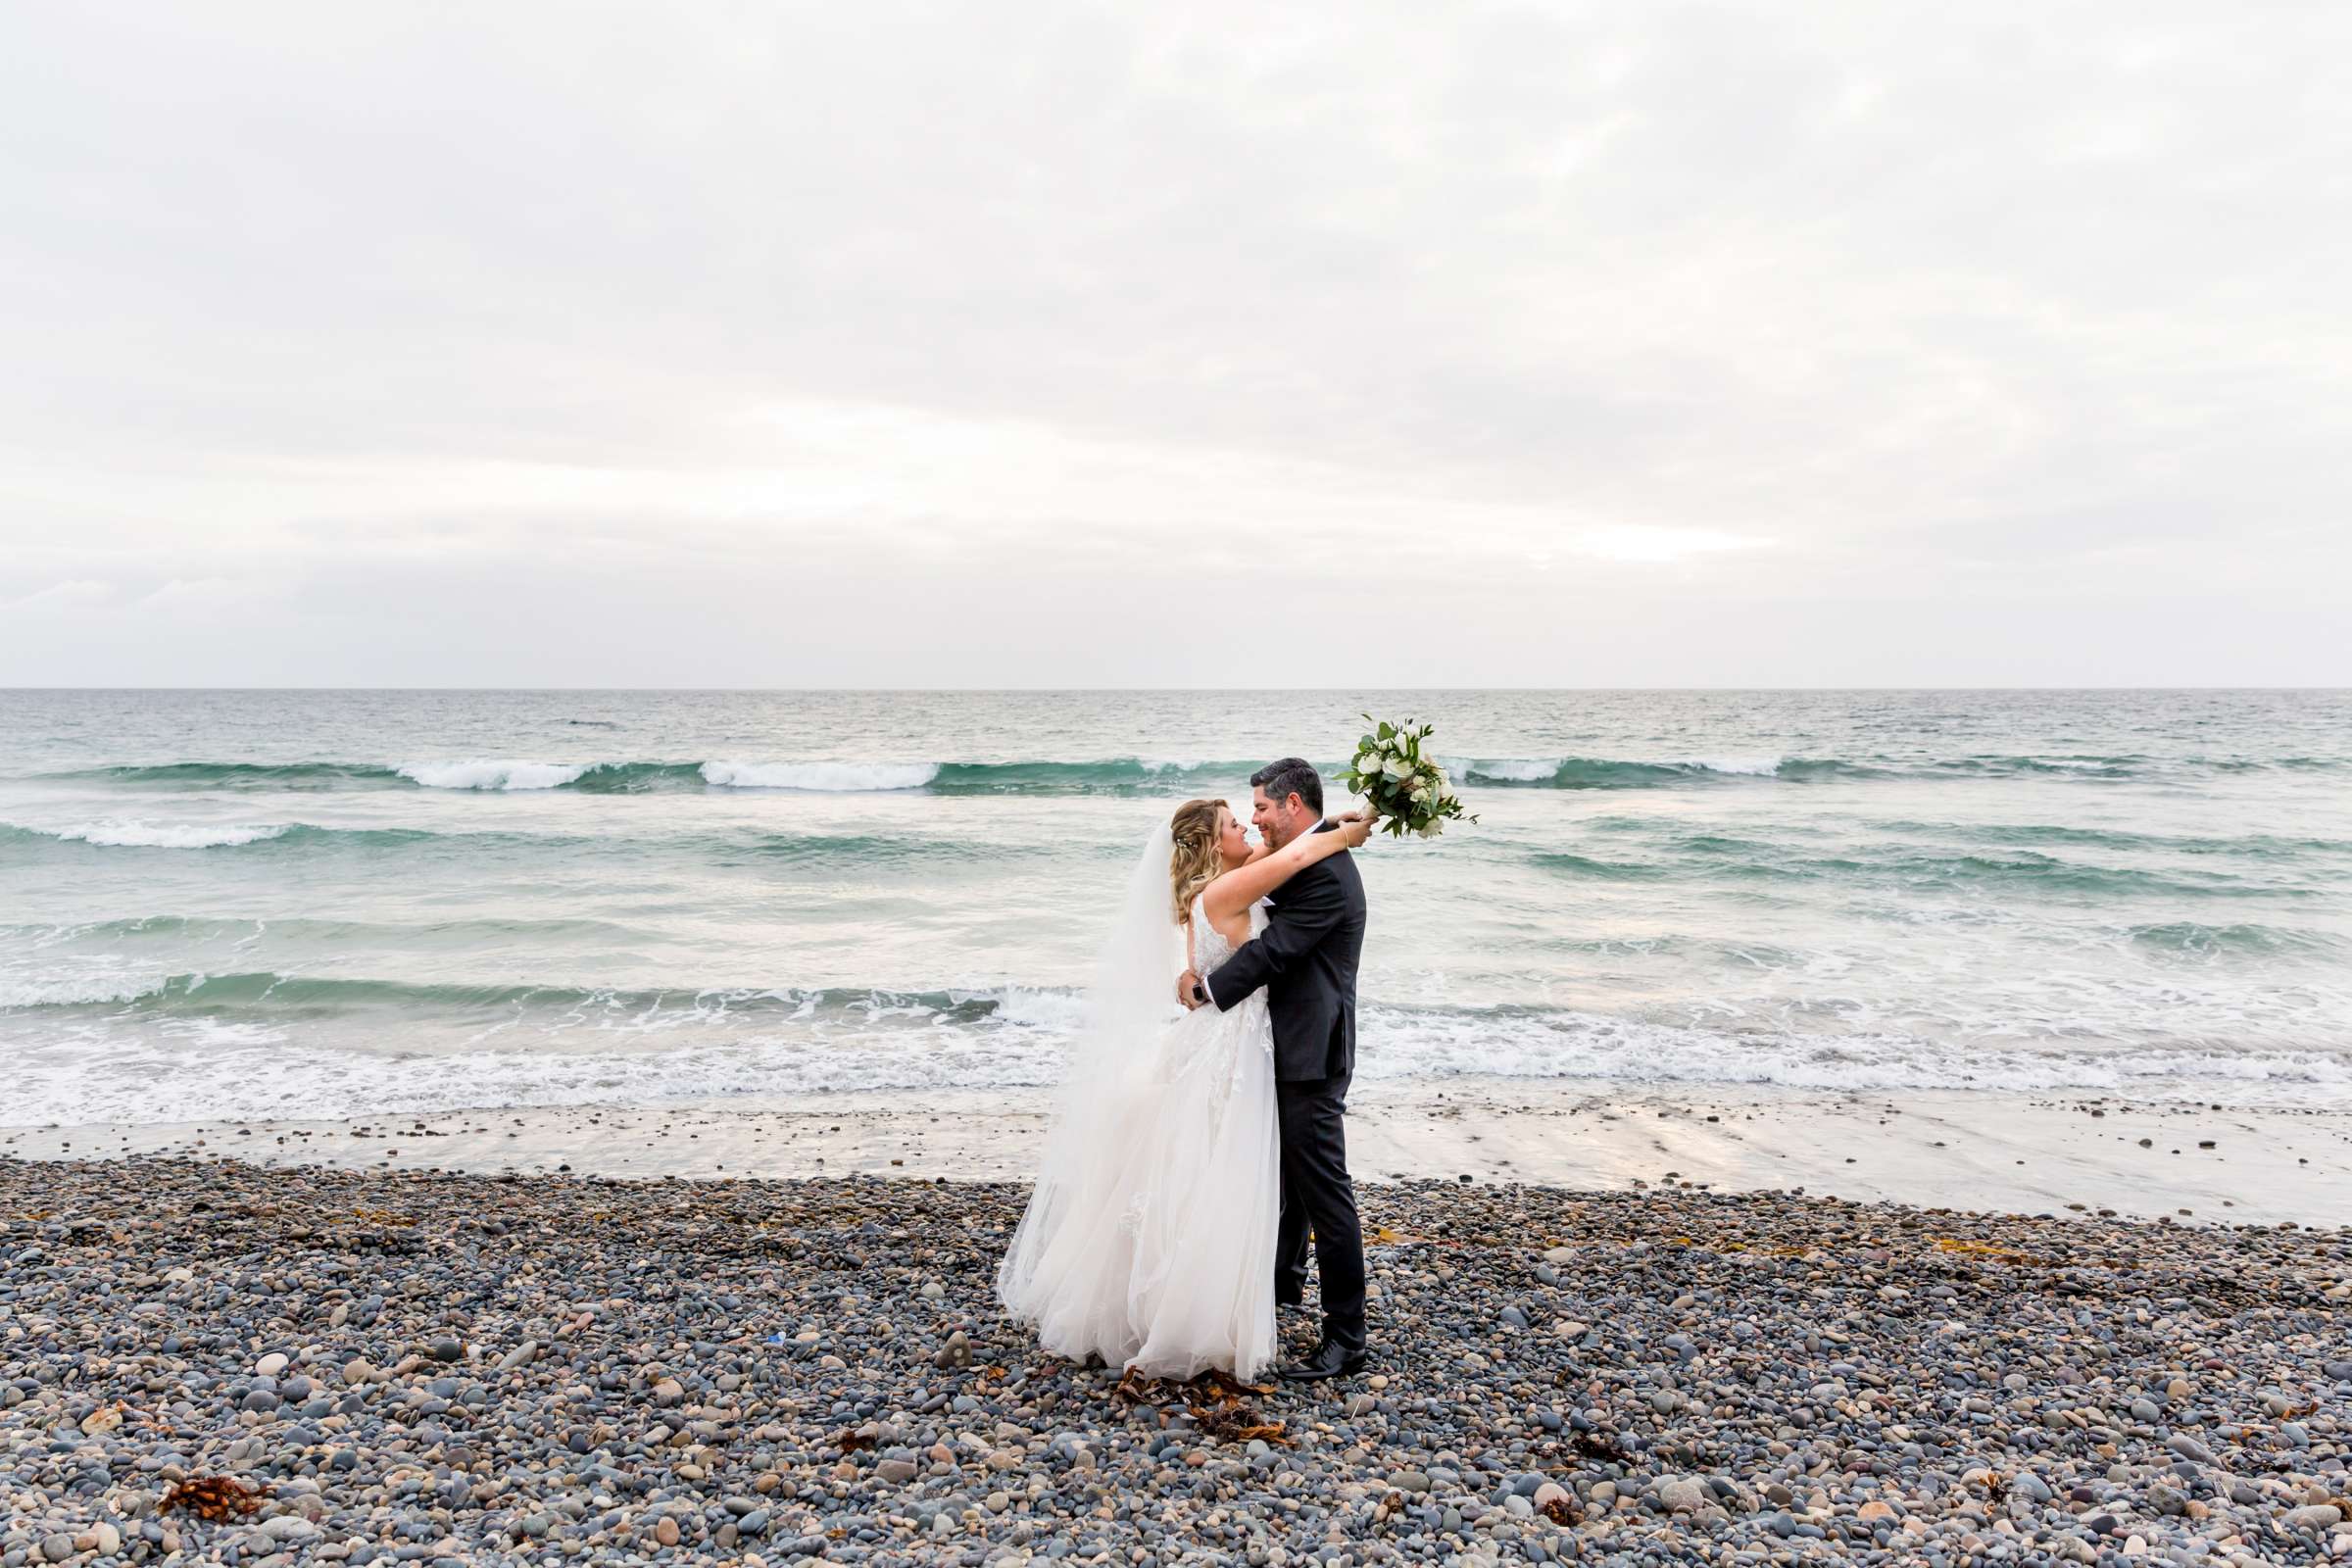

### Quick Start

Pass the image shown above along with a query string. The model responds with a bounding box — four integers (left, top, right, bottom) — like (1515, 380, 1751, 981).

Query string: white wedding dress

(997, 887, 1282, 1381)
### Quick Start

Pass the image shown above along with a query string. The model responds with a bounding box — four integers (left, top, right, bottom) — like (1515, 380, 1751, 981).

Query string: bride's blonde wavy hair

(1168, 798, 1226, 924)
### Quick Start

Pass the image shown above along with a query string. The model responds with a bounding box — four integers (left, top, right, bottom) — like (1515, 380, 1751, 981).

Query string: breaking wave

(3, 969, 1090, 1026)
(1452, 753, 2351, 788)
(61, 749, 2352, 798)
(69, 758, 1259, 796)
(1, 819, 296, 849)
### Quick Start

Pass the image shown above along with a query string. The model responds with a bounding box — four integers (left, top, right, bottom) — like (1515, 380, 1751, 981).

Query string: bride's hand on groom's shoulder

(1338, 813, 1372, 849)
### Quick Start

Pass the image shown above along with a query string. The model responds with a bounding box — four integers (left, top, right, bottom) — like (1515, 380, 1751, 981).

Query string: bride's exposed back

(996, 796, 1368, 1380)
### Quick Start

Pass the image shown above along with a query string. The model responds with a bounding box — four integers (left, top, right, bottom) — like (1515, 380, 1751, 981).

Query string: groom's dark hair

(1250, 757, 1323, 816)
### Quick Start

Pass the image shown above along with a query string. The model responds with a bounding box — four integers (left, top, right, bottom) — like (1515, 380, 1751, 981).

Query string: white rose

(1409, 783, 1430, 802)
(1385, 756, 1412, 777)
(1419, 818, 1445, 838)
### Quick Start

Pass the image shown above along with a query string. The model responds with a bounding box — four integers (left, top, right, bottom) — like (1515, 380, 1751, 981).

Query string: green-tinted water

(3, 688, 2347, 1122)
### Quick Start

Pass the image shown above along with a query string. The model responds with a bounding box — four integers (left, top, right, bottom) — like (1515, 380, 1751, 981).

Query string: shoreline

(8, 1077, 2350, 1228)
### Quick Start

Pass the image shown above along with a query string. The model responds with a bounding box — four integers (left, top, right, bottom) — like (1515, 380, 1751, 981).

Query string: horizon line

(3, 684, 2349, 696)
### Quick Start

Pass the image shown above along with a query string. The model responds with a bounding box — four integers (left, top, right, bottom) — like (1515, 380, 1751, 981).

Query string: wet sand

(9, 1078, 2349, 1228)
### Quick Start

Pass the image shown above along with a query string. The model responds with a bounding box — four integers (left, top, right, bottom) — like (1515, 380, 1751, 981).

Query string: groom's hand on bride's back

(1177, 967, 1206, 1009)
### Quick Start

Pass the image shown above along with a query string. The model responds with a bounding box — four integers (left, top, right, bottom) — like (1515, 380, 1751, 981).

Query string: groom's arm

(1203, 870, 1347, 1011)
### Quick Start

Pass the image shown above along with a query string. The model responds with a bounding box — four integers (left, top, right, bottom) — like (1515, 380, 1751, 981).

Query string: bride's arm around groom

(1199, 814, 1362, 1012)
(1198, 812, 1367, 931)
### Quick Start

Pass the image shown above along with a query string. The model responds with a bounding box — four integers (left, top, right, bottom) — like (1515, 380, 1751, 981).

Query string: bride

(997, 796, 1370, 1380)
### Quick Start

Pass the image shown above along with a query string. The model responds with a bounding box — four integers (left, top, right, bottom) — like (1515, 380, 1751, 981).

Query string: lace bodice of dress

(1189, 893, 1268, 977)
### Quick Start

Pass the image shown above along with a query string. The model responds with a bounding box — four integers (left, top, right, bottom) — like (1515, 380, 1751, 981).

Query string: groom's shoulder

(1286, 853, 1348, 896)
(1313, 843, 1365, 894)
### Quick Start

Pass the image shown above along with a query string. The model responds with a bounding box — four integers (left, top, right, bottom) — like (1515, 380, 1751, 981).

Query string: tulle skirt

(996, 991, 1281, 1381)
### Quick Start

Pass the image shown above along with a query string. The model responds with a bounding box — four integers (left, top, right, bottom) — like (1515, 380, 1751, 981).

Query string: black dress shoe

(1279, 1340, 1367, 1382)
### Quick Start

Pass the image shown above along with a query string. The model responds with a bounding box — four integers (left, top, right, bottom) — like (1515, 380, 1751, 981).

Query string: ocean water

(2, 688, 2348, 1126)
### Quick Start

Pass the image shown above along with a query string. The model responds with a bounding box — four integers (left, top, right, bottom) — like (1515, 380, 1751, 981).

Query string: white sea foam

(151, 1014, 289, 1049)
(9, 818, 293, 849)
(1448, 757, 1561, 782)
(12, 985, 2351, 1126)
(398, 760, 590, 790)
(974, 984, 1090, 1030)
(0, 971, 161, 1008)
(1442, 754, 1790, 780)
(700, 760, 940, 791)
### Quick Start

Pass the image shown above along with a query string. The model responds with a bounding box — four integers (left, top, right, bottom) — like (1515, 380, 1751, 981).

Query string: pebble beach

(4, 1156, 2348, 1567)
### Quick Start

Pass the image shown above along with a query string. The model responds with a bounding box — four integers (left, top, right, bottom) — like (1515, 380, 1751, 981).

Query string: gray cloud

(2, 1, 2346, 685)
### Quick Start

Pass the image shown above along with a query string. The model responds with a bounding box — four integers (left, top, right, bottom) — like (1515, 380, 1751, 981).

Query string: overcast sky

(2, 2, 2346, 686)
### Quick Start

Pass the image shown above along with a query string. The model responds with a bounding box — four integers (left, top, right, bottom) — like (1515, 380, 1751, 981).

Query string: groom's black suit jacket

(1204, 820, 1366, 1082)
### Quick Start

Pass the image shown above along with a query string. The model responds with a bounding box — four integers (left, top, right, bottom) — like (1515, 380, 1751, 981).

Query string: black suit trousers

(1274, 1072, 1367, 1352)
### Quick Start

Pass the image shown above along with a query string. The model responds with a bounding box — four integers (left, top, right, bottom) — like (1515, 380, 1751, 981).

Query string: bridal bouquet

(1343, 716, 1477, 838)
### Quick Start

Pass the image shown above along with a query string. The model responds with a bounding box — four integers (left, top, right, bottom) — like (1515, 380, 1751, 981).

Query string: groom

(1177, 757, 1369, 1381)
